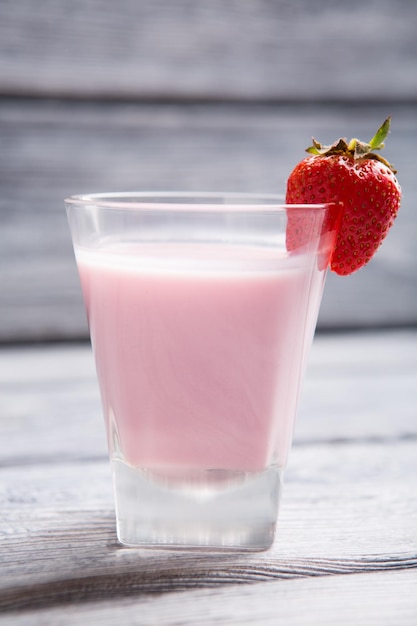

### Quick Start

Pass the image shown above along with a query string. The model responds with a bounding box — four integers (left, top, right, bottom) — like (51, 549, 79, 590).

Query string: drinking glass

(65, 192, 337, 550)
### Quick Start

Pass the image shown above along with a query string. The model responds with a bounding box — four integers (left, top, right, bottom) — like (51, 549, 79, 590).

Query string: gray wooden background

(1, 0, 416, 343)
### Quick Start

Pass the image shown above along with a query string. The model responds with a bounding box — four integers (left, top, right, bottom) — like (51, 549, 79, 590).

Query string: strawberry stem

(368, 116, 391, 151)
(305, 117, 396, 173)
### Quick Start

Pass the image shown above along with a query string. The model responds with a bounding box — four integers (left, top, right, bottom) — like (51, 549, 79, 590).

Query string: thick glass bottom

(112, 460, 283, 551)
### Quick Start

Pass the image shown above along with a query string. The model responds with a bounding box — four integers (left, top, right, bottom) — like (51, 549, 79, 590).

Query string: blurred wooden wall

(1, 0, 416, 342)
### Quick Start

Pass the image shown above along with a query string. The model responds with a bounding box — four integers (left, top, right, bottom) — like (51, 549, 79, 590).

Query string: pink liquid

(76, 243, 323, 473)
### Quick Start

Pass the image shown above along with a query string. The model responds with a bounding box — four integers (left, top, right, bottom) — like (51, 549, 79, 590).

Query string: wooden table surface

(1, 330, 416, 625)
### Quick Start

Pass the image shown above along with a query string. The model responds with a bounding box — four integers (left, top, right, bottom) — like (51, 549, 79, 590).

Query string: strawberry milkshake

(66, 193, 334, 549)
(76, 242, 323, 473)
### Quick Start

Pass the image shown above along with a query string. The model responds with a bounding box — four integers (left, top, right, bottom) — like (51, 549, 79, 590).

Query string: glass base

(112, 460, 283, 551)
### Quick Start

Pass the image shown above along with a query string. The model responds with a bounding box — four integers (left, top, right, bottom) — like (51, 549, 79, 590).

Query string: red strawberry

(285, 117, 401, 276)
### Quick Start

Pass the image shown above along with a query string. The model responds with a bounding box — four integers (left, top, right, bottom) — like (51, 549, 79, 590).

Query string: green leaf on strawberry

(286, 117, 401, 276)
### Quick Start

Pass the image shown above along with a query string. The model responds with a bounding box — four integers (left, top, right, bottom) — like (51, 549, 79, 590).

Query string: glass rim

(64, 191, 331, 212)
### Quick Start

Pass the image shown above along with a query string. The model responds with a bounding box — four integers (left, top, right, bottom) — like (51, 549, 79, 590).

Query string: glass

(65, 192, 337, 551)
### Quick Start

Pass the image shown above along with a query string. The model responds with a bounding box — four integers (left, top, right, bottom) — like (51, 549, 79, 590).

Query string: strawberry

(285, 117, 401, 276)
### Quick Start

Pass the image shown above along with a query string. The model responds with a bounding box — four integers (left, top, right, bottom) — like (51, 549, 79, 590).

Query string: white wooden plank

(297, 330, 417, 443)
(1, 101, 416, 341)
(2, 570, 416, 626)
(0, 331, 416, 466)
(1, 441, 416, 611)
(0, 0, 416, 100)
